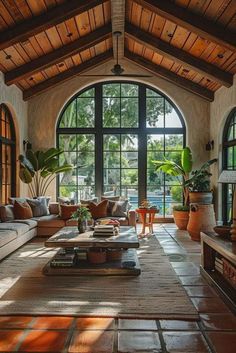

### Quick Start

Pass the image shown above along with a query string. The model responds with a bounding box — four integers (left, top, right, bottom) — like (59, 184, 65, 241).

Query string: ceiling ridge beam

(125, 22, 233, 87)
(5, 23, 112, 86)
(124, 49, 214, 101)
(23, 49, 113, 101)
(134, 0, 236, 52)
(0, 0, 107, 51)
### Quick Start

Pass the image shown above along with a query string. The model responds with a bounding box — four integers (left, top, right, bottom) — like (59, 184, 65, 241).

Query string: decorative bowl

(214, 226, 231, 237)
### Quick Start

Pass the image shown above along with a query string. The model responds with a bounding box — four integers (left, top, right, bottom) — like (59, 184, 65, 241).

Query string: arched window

(57, 82, 185, 218)
(222, 107, 236, 224)
(0, 104, 16, 204)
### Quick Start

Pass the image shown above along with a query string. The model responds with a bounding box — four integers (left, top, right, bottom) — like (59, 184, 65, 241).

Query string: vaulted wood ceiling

(0, 0, 235, 101)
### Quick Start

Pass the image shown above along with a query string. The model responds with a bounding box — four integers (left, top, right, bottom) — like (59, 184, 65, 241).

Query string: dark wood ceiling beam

(134, 0, 236, 52)
(23, 49, 113, 101)
(0, 0, 107, 51)
(125, 22, 233, 87)
(124, 49, 214, 101)
(5, 24, 112, 86)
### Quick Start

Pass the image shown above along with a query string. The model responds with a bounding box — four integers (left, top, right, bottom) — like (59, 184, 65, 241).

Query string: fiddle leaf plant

(71, 206, 92, 222)
(19, 148, 73, 197)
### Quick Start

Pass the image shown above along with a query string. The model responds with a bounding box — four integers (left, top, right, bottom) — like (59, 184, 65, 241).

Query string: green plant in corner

(19, 148, 73, 197)
(152, 147, 193, 208)
(185, 158, 218, 192)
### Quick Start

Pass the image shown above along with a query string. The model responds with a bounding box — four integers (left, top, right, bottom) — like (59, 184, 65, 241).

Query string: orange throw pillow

(13, 201, 33, 219)
(60, 204, 79, 220)
(89, 200, 108, 219)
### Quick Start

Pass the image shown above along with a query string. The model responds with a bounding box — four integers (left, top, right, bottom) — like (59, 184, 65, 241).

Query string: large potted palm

(153, 147, 193, 230)
(19, 148, 73, 197)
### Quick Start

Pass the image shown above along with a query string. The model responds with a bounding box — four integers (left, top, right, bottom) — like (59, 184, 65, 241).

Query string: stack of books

(50, 251, 76, 267)
(215, 254, 223, 274)
(93, 225, 118, 237)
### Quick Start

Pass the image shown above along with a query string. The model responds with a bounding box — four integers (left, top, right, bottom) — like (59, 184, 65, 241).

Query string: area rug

(0, 237, 198, 319)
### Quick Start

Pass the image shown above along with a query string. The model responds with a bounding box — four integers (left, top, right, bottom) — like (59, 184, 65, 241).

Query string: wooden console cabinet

(200, 232, 236, 313)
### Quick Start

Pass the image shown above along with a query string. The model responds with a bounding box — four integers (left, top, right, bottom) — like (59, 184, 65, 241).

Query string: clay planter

(173, 210, 189, 230)
(107, 249, 123, 261)
(189, 192, 213, 204)
(87, 248, 106, 264)
(187, 204, 216, 241)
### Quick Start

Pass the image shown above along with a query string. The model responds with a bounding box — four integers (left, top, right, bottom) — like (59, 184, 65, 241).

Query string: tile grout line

(62, 317, 77, 353)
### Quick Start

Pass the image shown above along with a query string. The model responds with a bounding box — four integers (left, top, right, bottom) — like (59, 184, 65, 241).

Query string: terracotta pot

(189, 192, 213, 204)
(87, 249, 106, 264)
(173, 210, 189, 230)
(107, 249, 123, 261)
(187, 204, 216, 241)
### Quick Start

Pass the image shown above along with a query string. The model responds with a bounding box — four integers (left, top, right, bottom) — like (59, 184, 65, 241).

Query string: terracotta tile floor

(0, 224, 235, 352)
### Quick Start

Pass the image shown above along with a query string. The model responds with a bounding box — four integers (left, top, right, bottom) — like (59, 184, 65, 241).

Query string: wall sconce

(23, 140, 32, 151)
(206, 140, 214, 151)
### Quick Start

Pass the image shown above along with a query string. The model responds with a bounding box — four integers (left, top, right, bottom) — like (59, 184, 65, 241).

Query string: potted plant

(185, 158, 217, 204)
(18, 148, 73, 197)
(152, 147, 193, 230)
(71, 206, 91, 233)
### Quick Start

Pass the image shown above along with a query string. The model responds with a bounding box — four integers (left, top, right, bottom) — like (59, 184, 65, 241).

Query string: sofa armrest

(128, 210, 136, 227)
(49, 202, 59, 215)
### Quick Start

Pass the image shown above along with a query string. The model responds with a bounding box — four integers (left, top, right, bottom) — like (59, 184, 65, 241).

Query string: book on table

(93, 225, 117, 236)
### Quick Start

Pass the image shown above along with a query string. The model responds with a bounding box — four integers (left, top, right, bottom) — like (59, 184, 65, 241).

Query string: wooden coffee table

(43, 226, 140, 276)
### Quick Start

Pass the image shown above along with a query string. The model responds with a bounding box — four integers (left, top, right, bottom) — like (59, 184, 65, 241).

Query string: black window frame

(222, 107, 236, 224)
(0, 103, 16, 204)
(57, 81, 186, 218)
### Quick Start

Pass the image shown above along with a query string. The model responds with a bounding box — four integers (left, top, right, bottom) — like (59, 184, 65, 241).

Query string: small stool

(136, 208, 158, 237)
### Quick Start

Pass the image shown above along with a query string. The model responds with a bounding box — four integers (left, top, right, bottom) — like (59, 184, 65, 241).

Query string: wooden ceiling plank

(5, 23, 111, 85)
(0, 0, 108, 51)
(103, 1, 111, 24)
(124, 49, 214, 101)
(134, 0, 236, 51)
(217, 1, 236, 27)
(125, 22, 233, 87)
(45, 26, 63, 50)
(23, 49, 113, 100)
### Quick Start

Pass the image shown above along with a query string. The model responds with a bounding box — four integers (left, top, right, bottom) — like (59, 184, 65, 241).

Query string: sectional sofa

(0, 202, 136, 261)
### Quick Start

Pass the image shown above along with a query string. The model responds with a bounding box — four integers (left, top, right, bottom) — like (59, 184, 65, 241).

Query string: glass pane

(227, 147, 233, 168)
(104, 152, 120, 168)
(165, 174, 182, 186)
(79, 88, 95, 97)
(59, 152, 76, 167)
(77, 135, 95, 151)
(165, 134, 183, 150)
(77, 98, 95, 127)
(165, 151, 182, 165)
(147, 151, 164, 169)
(78, 185, 95, 201)
(147, 186, 164, 215)
(227, 126, 234, 141)
(59, 135, 76, 151)
(147, 135, 164, 151)
(121, 83, 138, 97)
(103, 97, 120, 127)
(147, 169, 163, 186)
(103, 135, 120, 151)
(78, 167, 95, 185)
(121, 187, 138, 208)
(121, 152, 138, 168)
(121, 135, 138, 151)
(104, 169, 120, 186)
(103, 83, 120, 97)
(146, 88, 161, 97)
(103, 185, 121, 197)
(59, 185, 77, 201)
(59, 167, 76, 185)
(77, 152, 95, 168)
(165, 101, 182, 127)
(146, 97, 164, 127)
(169, 185, 183, 203)
(121, 98, 138, 127)
(121, 169, 138, 185)
(59, 100, 76, 128)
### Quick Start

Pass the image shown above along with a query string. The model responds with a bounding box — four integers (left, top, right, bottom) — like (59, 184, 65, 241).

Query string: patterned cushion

(111, 200, 130, 217)
(27, 198, 49, 217)
(88, 200, 108, 219)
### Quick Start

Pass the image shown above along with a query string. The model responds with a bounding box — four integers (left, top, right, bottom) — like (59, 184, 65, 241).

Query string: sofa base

(0, 228, 37, 261)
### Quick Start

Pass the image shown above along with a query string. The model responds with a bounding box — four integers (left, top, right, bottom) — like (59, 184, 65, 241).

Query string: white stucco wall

(210, 75, 236, 220)
(28, 59, 211, 201)
(0, 72, 28, 197)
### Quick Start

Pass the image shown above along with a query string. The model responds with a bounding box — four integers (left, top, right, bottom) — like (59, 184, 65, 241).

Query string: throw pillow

(101, 196, 120, 216)
(58, 196, 71, 205)
(26, 198, 49, 217)
(0, 205, 14, 222)
(88, 200, 108, 219)
(80, 198, 98, 206)
(111, 200, 130, 217)
(13, 201, 33, 219)
(8, 197, 26, 205)
(60, 204, 80, 220)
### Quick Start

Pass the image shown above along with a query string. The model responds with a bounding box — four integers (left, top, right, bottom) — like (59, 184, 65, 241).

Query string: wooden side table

(136, 208, 158, 237)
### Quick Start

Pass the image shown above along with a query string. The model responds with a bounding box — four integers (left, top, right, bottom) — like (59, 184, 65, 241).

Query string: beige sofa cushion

(33, 214, 65, 228)
(8, 219, 38, 230)
(0, 223, 30, 236)
(0, 230, 17, 247)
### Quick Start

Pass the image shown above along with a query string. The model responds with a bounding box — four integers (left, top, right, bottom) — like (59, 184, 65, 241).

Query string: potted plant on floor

(152, 147, 193, 230)
(71, 206, 91, 233)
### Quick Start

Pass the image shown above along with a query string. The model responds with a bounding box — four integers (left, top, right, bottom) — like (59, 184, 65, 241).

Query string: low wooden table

(136, 208, 158, 236)
(43, 226, 140, 276)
